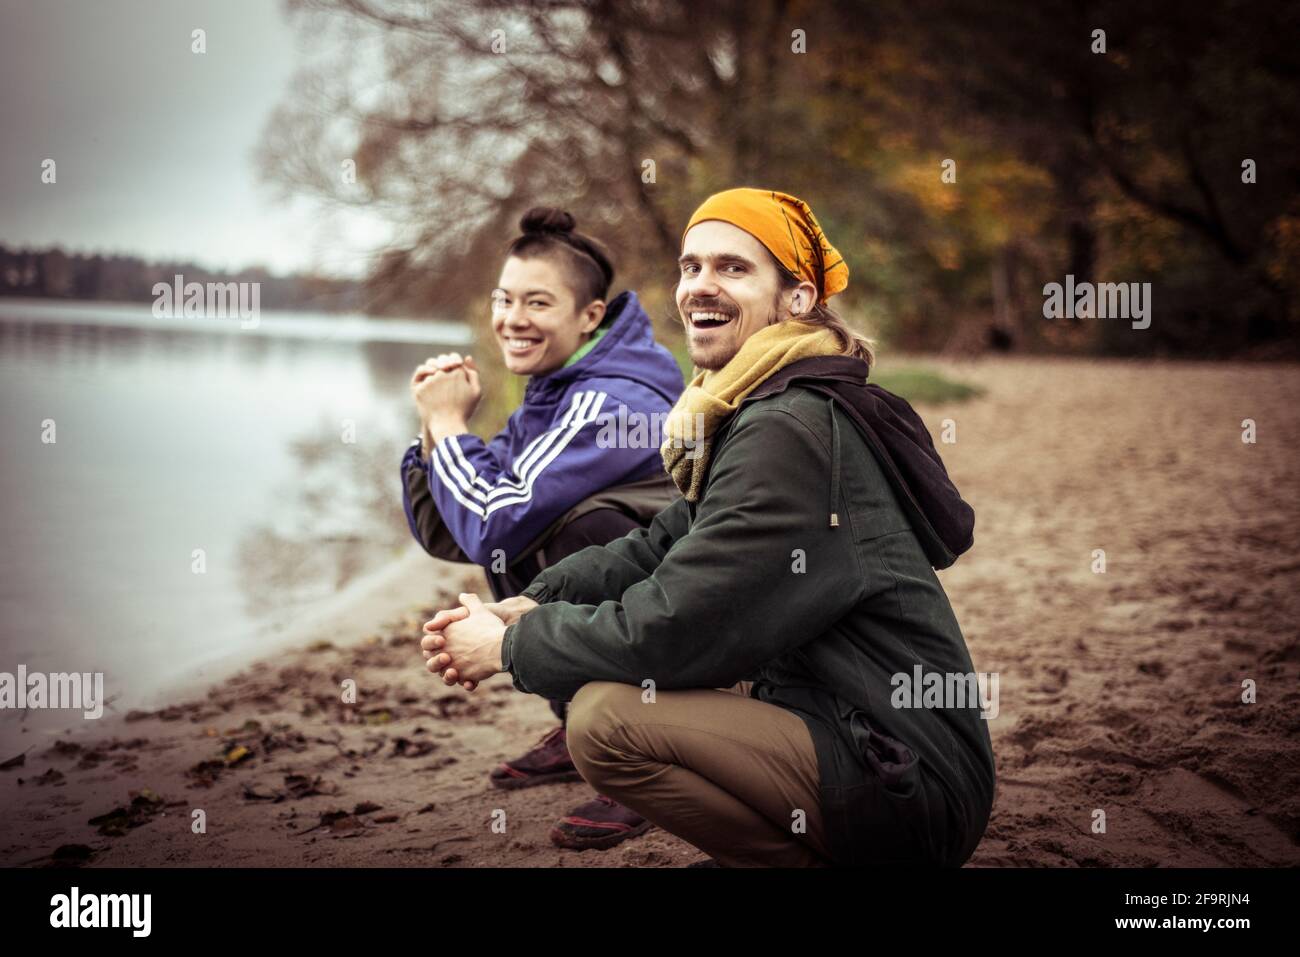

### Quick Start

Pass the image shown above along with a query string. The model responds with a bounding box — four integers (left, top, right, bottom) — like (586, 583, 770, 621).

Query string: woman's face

(491, 255, 603, 376)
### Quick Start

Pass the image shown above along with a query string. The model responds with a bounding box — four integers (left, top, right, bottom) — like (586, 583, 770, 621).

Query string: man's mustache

(682, 296, 739, 319)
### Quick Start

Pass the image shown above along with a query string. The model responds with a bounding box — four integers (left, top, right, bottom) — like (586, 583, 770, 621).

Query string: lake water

(0, 298, 470, 749)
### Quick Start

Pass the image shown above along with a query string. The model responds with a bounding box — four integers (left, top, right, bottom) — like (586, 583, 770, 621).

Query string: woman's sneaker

(488, 725, 584, 790)
(550, 794, 653, 850)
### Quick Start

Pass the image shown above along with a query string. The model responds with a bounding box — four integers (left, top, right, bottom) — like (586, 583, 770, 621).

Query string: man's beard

(689, 344, 728, 371)
(681, 293, 784, 370)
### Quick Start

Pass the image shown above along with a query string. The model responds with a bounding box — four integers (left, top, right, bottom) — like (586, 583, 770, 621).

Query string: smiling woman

(490, 206, 616, 377)
(398, 205, 684, 852)
(401, 205, 683, 585)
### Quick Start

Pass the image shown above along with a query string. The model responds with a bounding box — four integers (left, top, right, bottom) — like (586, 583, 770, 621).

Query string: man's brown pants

(566, 680, 833, 867)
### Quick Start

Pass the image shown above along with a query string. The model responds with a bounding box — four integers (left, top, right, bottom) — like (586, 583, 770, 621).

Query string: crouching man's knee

(566, 680, 643, 784)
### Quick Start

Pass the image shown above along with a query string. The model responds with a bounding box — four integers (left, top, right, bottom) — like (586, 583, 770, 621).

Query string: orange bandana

(683, 188, 849, 304)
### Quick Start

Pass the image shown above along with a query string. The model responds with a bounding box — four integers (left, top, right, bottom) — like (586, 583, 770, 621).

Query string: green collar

(561, 323, 608, 369)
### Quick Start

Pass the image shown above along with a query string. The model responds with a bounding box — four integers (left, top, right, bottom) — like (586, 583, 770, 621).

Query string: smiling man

(423, 188, 996, 868)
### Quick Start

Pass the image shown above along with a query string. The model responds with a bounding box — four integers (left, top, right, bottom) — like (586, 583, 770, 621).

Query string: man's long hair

(774, 259, 876, 372)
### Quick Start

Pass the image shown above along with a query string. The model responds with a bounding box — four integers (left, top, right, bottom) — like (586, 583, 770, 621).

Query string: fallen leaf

(284, 774, 338, 799)
(51, 844, 95, 864)
(391, 738, 438, 759)
(130, 787, 163, 806)
(186, 759, 224, 788)
(87, 793, 163, 836)
(243, 784, 283, 802)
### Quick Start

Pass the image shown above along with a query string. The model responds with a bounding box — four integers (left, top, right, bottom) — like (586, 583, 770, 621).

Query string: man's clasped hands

(420, 594, 538, 690)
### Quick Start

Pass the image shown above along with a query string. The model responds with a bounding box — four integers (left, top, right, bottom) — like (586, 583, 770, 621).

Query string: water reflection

(236, 413, 412, 615)
(0, 302, 467, 742)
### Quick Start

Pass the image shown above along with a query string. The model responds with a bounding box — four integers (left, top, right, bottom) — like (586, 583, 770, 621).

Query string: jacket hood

(747, 355, 975, 569)
(524, 290, 683, 405)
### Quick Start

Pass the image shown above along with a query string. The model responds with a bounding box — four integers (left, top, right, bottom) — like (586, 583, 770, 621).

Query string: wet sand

(2, 356, 1297, 867)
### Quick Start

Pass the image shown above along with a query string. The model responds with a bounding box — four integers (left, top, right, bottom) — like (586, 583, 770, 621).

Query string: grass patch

(870, 366, 983, 404)
(669, 338, 980, 405)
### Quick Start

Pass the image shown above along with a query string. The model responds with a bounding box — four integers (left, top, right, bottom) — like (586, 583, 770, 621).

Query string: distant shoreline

(0, 296, 472, 345)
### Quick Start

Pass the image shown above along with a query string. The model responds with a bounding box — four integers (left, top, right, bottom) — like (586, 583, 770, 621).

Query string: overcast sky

(0, 0, 389, 278)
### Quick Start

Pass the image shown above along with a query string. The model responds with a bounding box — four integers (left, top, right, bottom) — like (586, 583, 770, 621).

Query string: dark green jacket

(503, 380, 995, 867)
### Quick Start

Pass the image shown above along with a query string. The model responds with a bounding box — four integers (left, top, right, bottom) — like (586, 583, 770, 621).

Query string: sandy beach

(3, 356, 1297, 868)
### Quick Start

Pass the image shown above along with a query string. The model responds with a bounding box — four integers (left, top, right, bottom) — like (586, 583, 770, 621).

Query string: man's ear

(787, 281, 818, 318)
(580, 300, 607, 334)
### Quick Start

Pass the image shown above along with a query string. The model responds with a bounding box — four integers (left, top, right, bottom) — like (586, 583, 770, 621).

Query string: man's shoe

(550, 794, 653, 850)
(489, 725, 583, 790)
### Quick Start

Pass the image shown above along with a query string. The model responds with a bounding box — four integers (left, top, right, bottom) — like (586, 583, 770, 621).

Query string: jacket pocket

(837, 696, 920, 792)
(838, 699, 940, 864)
(847, 708, 921, 799)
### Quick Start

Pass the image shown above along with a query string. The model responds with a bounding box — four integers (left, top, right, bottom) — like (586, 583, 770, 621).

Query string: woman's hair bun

(506, 205, 615, 303)
(520, 206, 576, 235)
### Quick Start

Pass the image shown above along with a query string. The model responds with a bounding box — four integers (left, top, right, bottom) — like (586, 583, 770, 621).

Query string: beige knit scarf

(661, 320, 843, 501)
